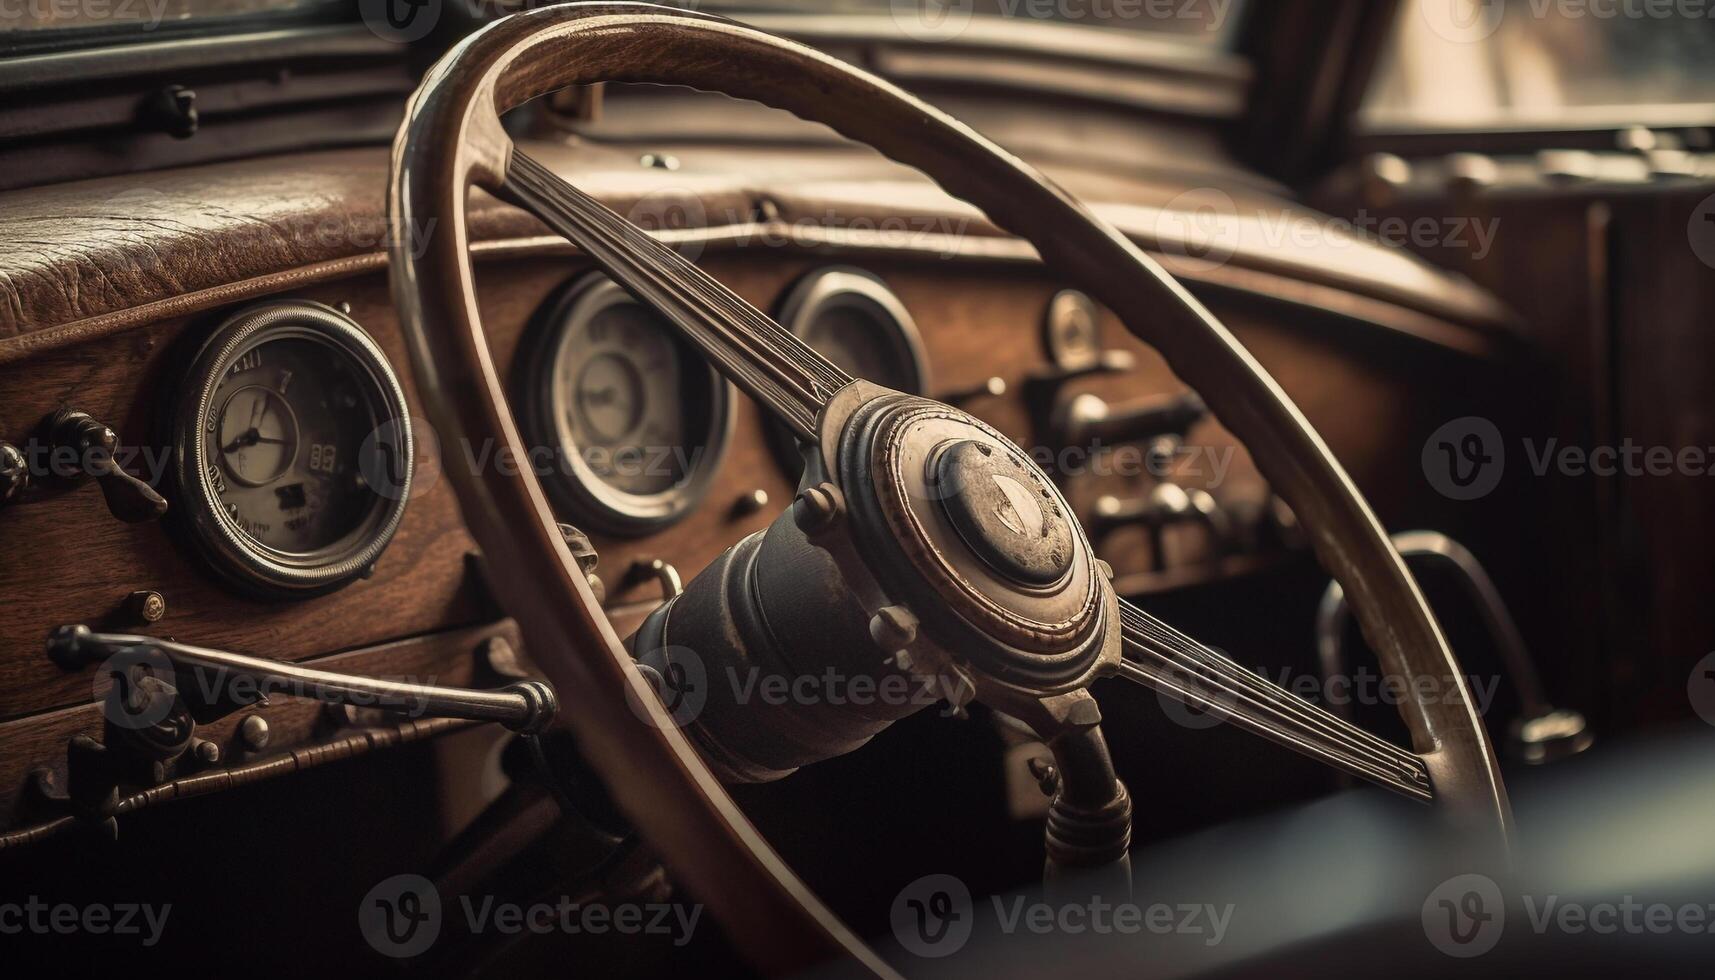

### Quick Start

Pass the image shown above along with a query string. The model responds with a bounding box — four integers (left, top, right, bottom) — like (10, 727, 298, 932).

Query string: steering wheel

(386, 3, 1511, 974)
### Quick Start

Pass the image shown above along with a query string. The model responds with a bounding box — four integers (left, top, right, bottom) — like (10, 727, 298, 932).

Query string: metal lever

(44, 410, 168, 523)
(1053, 391, 1207, 450)
(1090, 483, 1229, 568)
(46, 625, 558, 734)
(1314, 530, 1592, 766)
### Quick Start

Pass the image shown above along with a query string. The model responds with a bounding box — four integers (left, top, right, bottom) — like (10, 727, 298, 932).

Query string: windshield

(720, 0, 1243, 44)
(0, 0, 338, 32)
(0, 0, 1243, 48)
(1365, 0, 1715, 129)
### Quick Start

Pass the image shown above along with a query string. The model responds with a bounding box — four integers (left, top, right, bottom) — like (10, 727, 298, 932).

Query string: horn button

(836, 396, 1109, 690)
(932, 439, 1075, 587)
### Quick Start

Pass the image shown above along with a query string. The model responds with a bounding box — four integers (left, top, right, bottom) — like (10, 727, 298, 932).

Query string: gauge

(516, 273, 732, 535)
(1043, 289, 1103, 371)
(171, 301, 413, 597)
(769, 267, 931, 474)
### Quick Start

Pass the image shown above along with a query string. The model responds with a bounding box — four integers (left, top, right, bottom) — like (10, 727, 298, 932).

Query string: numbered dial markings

(557, 303, 694, 496)
(202, 337, 385, 552)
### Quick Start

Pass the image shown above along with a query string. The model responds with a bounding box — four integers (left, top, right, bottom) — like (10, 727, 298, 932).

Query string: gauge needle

(220, 430, 288, 453)
(248, 390, 268, 430)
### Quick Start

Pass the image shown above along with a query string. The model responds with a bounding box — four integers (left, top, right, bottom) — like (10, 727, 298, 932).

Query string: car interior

(2, 1, 1713, 976)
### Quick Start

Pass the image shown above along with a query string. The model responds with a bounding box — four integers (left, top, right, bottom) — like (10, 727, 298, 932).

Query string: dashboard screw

(125, 590, 167, 624)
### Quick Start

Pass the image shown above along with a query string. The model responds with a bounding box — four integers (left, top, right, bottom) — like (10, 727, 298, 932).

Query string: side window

(1363, 0, 1715, 129)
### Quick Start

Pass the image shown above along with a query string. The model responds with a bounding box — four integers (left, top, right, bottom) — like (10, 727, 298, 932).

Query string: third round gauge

(769, 267, 930, 475)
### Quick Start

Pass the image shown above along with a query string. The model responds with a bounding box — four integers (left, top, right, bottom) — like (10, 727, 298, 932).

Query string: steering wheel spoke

(496, 148, 851, 441)
(1113, 598, 1432, 803)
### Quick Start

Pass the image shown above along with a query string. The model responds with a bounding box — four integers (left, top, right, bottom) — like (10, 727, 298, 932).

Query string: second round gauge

(518, 273, 732, 536)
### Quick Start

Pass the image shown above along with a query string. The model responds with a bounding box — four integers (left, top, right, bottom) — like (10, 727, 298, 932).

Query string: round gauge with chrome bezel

(768, 266, 931, 476)
(170, 301, 413, 597)
(515, 272, 733, 536)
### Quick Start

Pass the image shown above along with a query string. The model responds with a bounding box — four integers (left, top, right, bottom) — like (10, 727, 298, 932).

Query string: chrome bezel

(171, 301, 413, 597)
(768, 266, 931, 475)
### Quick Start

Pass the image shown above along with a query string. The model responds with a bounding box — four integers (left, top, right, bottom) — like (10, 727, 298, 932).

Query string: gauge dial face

(554, 302, 695, 497)
(520, 274, 731, 535)
(175, 303, 413, 596)
(203, 336, 387, 552)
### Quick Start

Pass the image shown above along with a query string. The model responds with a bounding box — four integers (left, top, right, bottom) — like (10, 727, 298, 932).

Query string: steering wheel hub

(833, 394, 1111, 692)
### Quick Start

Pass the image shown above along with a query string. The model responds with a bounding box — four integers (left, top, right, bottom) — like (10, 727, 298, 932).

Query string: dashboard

(0, 136, 1510, 843)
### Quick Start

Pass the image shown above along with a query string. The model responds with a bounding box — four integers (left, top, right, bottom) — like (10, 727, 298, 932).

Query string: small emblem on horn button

(990, 473, 1042, 537)
(932, 439, 1075, 587)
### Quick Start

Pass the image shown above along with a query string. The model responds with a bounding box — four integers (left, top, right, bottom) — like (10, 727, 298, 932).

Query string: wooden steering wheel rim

(386, 3, 1511, 974)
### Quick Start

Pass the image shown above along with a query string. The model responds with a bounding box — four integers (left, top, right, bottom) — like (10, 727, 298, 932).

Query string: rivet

(238, 714, 270, 752)
(792, 482, 843, 534)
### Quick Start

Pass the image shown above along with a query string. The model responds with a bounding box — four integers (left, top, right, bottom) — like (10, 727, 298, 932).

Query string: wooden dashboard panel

(0, 249, 1491, 766)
